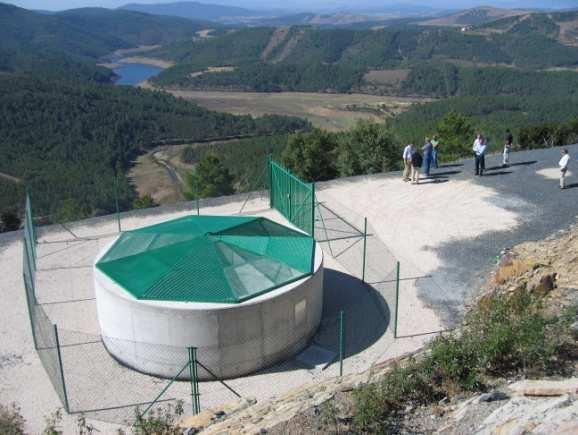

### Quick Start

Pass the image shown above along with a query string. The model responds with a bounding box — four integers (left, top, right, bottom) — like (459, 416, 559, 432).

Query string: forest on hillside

(150, 21, 578, 93)
(0, 75, 309, 222)
(0, 3, 212, 83)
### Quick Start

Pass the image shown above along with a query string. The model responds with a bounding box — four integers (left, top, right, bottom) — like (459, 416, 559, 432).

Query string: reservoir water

(113, 63, 162, 86)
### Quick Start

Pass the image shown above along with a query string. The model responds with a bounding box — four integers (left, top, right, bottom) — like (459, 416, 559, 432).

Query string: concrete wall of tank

(94, 243, 324, 380)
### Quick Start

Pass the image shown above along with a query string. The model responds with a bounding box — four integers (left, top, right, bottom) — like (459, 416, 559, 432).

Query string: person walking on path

(411, 148, 423, 185)
(402, 143, 414, 181)
(431, 135, 440, 169)
(559, 148, 570, 189)
(503, 130, 513, 168)
(422, 137, 433, 177)
(473, 134, 487, 176)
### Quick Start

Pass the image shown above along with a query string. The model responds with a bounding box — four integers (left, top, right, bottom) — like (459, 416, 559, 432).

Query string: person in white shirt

(402, 144, 414, 182)
(559, 148, 570, 189)
(503, 130, 513, 168)
(473, 134, 487, 176)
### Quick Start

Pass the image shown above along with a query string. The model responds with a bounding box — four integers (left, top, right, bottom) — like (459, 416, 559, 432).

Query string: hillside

(0, 74, 309, 221)
(477, 10, 578, 47)
(57, 7, 215, 47)
(420, 6, 529, 27)
(0, 3, 214, 82)
(120, 1, 271, 23)
(149, 16, 578, 93)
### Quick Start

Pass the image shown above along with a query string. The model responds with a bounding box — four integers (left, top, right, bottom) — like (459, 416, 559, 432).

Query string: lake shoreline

(99, 56, 174, 70)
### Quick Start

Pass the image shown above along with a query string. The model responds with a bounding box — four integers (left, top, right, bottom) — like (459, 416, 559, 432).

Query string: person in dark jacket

(422, 137, 433, 176)
(411, 149, 423, 185)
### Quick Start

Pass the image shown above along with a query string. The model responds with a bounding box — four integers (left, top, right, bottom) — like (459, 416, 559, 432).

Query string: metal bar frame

(54, 324, 71, 413)
(394, 261, 400, 339)
(339, 310, 345, 376)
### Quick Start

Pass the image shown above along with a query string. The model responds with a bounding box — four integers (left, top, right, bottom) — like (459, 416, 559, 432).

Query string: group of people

(402, 130, 572, 189)
(402, 136, 440, 185)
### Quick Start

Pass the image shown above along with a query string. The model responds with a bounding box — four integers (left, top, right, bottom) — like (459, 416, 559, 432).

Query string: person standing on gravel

(422, 137, 433, 177)
(559, 148, 570, 189)
(402, 143, 414, 182)
(503, 130, 513, 168)
(431, 135, 440, 169)
(473, 134, 487, 176)
(411, 147, 423, 185)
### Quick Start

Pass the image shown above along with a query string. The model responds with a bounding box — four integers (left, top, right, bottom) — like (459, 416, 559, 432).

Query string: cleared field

(364, 69, 410, 86)
(162, 90, 426, 131)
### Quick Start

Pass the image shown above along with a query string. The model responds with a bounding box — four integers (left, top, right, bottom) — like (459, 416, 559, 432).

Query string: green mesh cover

(96, 215, 315, 303)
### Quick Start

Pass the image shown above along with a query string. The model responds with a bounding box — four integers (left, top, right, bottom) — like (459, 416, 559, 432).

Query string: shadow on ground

(314, 268, 389, 359)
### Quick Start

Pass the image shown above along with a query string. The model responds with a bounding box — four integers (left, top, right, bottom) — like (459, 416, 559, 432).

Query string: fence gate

(268, 157, 315, 237)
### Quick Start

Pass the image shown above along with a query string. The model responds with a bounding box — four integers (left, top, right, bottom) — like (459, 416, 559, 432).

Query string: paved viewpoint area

(317, 143, 578, 326)
(1, 144, 577, 432)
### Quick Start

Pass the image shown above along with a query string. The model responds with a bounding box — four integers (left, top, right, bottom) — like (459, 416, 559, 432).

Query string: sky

(3, 0, 578, 12)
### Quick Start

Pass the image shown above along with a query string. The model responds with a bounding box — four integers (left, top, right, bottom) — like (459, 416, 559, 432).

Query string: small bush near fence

(0, 403, 25, 435)
(353, 290, 578, 433)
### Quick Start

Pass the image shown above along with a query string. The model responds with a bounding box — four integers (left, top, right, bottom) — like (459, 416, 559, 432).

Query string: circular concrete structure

(94, 215, 324, 380)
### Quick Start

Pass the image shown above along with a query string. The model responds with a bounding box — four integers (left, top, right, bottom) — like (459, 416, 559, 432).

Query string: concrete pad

(295, 344, 336, 370)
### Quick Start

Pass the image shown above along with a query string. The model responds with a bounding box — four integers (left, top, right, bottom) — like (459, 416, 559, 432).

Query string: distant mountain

(419, 6, 529, 27)
(120, 1, 272, 22)
(57, 8, 215, 46)
(477, 10, 578, 47)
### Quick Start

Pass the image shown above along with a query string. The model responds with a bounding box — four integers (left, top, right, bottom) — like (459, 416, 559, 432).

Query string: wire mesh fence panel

(61, 337, 195, 424)
(314, 198, 400, 343)
(269, 159, 315, 236)
(22, 221, 70, 412)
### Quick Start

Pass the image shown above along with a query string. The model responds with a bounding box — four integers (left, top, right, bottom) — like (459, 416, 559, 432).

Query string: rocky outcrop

(178, 352, 417, 434)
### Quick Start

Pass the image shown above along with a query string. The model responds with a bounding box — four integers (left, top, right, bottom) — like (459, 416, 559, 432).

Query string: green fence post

(188, 347, 200, 415)
(268, 155, 273, 209)
(394, 261, 400, 339)
(339, 310, 345, 376)
(114, 176, 121, 233)
(53, 324, 71, 413)
(361, 217, 368, 283)
(311, 183, 316, 238)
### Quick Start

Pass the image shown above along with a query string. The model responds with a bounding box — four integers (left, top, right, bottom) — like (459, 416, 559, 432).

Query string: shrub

(130, 401, 184, 435)
(133, 195, 158, 209)
(0, 403, 25, 435)
(186, 153, 234, 199)
(337, 121, 400, 177)
(0, 211, 21, 232)
(354, 291, 575, 432)
(282, 129, 339, 182)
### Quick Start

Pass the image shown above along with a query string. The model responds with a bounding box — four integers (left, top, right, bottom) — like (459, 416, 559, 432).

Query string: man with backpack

(411, 147, 423, 185)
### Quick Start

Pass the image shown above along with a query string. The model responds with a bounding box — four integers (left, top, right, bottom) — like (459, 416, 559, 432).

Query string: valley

(150, 88, 427, 131)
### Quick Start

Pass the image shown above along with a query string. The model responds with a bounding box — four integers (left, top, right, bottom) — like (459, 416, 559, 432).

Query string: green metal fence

(22, 193, 70, 412)
(269, 157, 315, 237)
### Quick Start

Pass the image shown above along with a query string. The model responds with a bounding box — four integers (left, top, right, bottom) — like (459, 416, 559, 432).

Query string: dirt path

(151, 150, 186, 198)
(0, 171, 22, 184)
